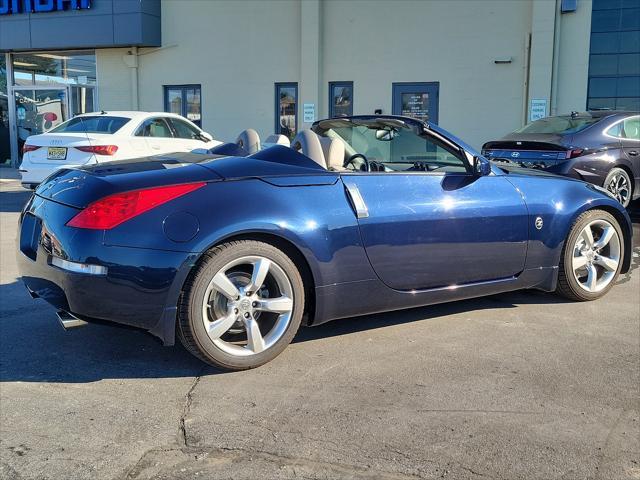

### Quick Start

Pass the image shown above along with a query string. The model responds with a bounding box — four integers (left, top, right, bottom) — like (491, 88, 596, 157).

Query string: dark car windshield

(49, 116, 130, 134)
(514, 116, 600, 135)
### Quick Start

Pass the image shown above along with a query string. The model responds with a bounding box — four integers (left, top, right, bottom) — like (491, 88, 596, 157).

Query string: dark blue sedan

(482, 111, 640, 208)
(18, 116, 633, 370)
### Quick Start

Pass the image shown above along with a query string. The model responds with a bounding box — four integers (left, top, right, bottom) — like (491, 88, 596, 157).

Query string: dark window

(136, 118, 174, 138)
(514, 116, 601, 135)
(275, 83, 298, 140)
(164, 85, 202, 127)
(167, 117, 202, 139)
(50, 116, 129, 134)
(588, 3, 640, 111)
(329, 82, 354, 118)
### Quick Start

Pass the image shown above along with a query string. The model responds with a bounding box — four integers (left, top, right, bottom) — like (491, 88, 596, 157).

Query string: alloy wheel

(606, 172, 630, 206)
(571, 219, 621, 293)
(201, 255, 294, 356)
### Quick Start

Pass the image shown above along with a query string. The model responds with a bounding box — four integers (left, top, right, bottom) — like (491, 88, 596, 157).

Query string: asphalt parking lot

(0, 171, 638, 480)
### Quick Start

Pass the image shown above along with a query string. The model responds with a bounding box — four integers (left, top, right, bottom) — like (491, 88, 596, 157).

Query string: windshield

(514, 116, 599, 135)
(49, 116, 130, 134)
(316, 118, 468, 173)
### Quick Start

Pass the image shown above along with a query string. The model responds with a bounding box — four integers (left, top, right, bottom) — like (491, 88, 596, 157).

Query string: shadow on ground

(1, 276, 574, 384)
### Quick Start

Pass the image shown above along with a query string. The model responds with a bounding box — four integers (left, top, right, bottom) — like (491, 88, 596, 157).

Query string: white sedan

(19, 111, 221, 188)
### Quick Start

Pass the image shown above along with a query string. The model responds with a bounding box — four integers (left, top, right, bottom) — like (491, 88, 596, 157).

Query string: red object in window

(75, 145, 119, 156)
(67, 182, 206, 230)
(43, 112, 58, 122)
(22, 144, 41, 154)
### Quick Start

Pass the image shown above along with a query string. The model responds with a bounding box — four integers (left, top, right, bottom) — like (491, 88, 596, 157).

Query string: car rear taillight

(22, 144, 41, 154)
(75, 145, 119, 156)
(67, 182, 206, 230)
(565, 148, 584, 159)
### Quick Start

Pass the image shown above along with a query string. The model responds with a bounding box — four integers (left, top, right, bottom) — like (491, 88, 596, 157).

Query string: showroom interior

(1, 0, 639, 167)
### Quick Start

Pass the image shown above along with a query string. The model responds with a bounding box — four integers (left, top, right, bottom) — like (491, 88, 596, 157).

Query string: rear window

(49, 116, 130, 134)
(514, 116, 600, 135)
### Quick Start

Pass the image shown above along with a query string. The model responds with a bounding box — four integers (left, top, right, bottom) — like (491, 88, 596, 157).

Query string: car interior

(233, 119, 470, 174)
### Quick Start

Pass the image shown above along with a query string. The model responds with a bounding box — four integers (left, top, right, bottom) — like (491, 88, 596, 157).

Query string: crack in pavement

(178, 366, 206, 448)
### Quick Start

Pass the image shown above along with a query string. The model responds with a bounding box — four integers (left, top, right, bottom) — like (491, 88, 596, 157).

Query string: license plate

(47, 147, 67, 160)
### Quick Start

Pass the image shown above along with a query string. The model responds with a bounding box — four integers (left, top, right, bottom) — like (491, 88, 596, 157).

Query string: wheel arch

(568, 202, 633, 275)
(184, 231, 318, 327)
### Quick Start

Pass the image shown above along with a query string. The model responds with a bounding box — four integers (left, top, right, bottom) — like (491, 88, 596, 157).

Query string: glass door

(392, 82, 440, 124)
(12, 87, 70, 161)
(0, 55, 10, 166)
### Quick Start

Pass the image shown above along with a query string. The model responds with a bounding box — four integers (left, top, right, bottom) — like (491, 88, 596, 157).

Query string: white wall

(94, 0, 592, 149)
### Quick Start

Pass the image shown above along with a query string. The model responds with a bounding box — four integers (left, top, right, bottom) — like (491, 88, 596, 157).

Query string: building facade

(1, 0, 638, 167)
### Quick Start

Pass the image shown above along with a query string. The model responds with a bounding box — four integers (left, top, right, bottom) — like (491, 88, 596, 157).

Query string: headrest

(291, 130, 326, 168)
(264, 134, 291, 147)
(236, 129, 261, 154)
(319, 137, 346, 170)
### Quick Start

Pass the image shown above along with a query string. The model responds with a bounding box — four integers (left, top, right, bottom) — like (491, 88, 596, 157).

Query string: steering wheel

(345, 154, 370, 172)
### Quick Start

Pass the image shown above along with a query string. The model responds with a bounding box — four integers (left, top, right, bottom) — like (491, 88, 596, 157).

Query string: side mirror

(199, 131, 214, 142)
(473, 156, 492, 176)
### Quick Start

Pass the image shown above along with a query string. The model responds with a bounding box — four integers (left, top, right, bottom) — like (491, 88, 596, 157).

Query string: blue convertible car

(18, 116, 633, 370)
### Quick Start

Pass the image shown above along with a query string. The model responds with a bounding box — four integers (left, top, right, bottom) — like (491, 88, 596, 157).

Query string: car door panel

(344, 173, 528, 291)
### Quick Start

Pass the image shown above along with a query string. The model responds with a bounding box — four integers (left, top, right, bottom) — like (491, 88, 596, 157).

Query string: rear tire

(555, 209, 624, 301)
(604, 167, 632, 208)
(177, 240, 304, 370)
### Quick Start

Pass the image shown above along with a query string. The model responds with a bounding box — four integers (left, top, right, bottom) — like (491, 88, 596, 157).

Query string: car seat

(320, 137, 346, 171)
(236, 129, 261, 154)
(263, 134, 291, 148)
(291, 130, 326, 168)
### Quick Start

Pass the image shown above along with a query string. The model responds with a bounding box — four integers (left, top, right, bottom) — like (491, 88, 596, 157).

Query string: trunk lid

(482, 134, 573, 169)
(24, 133, 115, 165)
(35, 152, 223, 208)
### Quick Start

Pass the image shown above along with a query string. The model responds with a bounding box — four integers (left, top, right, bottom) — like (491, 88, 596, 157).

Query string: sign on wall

(529, 98, 548, 122)
(0, 0, 91, 15)
(303, 103, 315, 123)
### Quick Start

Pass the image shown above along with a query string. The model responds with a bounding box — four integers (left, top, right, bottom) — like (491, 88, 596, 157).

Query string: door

(12, 87, 70, 162)
(392, 82, 439, 124)
(338, 126, 527, 291)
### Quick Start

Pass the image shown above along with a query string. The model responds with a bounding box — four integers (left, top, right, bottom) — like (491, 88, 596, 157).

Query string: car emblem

(511, 152, 520, 158)
(239, 299, 251, 311)
(535, 217, 544, 230)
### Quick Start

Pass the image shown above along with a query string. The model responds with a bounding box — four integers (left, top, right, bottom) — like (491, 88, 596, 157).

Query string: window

(606, 116, 640, 140)
(167, 117, 202, 139)
(329, 82, 353, 118)
(514, 115, 600, 134)
(275, 83, 297, 140)
(164, 85, 202, 127)
(136, 118, 174, 138)
(50, 116, 129, 134)
(588, 3, 640, 110)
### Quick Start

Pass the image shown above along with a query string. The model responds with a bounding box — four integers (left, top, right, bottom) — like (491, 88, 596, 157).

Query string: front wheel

(178, 240, 305, 370)
(556, 209, 624, 301)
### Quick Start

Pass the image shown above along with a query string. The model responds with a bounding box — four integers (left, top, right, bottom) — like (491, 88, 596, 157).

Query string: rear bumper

(17, 194, 194, 344)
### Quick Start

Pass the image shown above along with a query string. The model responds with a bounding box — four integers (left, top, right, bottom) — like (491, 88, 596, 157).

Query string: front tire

(178, 240, 305, 370)
(556, 209, 624, 301)
(604, 167, 632, 208)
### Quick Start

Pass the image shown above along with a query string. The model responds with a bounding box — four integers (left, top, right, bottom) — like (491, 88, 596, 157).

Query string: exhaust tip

(56, 311, 88, 330)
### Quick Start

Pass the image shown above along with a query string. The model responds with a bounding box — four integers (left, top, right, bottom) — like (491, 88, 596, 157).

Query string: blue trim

(274, 82, 298, 139)
(329, 81, 354, 118)
(392, 82, 440, 125)
(163, 84, 202, 127)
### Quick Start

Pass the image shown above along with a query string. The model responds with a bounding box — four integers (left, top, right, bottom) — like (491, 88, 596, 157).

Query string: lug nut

(246, 291, 252, 296)
(233, 308, 239, 314)
(244, 312, 250, 318)
(252, 301, 258, 308)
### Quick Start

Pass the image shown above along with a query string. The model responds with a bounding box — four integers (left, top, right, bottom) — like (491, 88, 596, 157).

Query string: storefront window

(164, 85, 202, 127)
(11, 50, 96, 87)
(275, 83, 297, 140)
(329, 82, 353, 118)
(1, 55, 10, 165)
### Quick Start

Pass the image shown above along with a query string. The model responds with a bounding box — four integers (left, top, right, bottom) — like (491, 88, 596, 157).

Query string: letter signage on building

(0, 0, 91, 15)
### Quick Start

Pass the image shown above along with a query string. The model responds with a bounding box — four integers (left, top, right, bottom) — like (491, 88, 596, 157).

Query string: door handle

(628, 150, 638, 156)
(344, 182, 369, 219)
